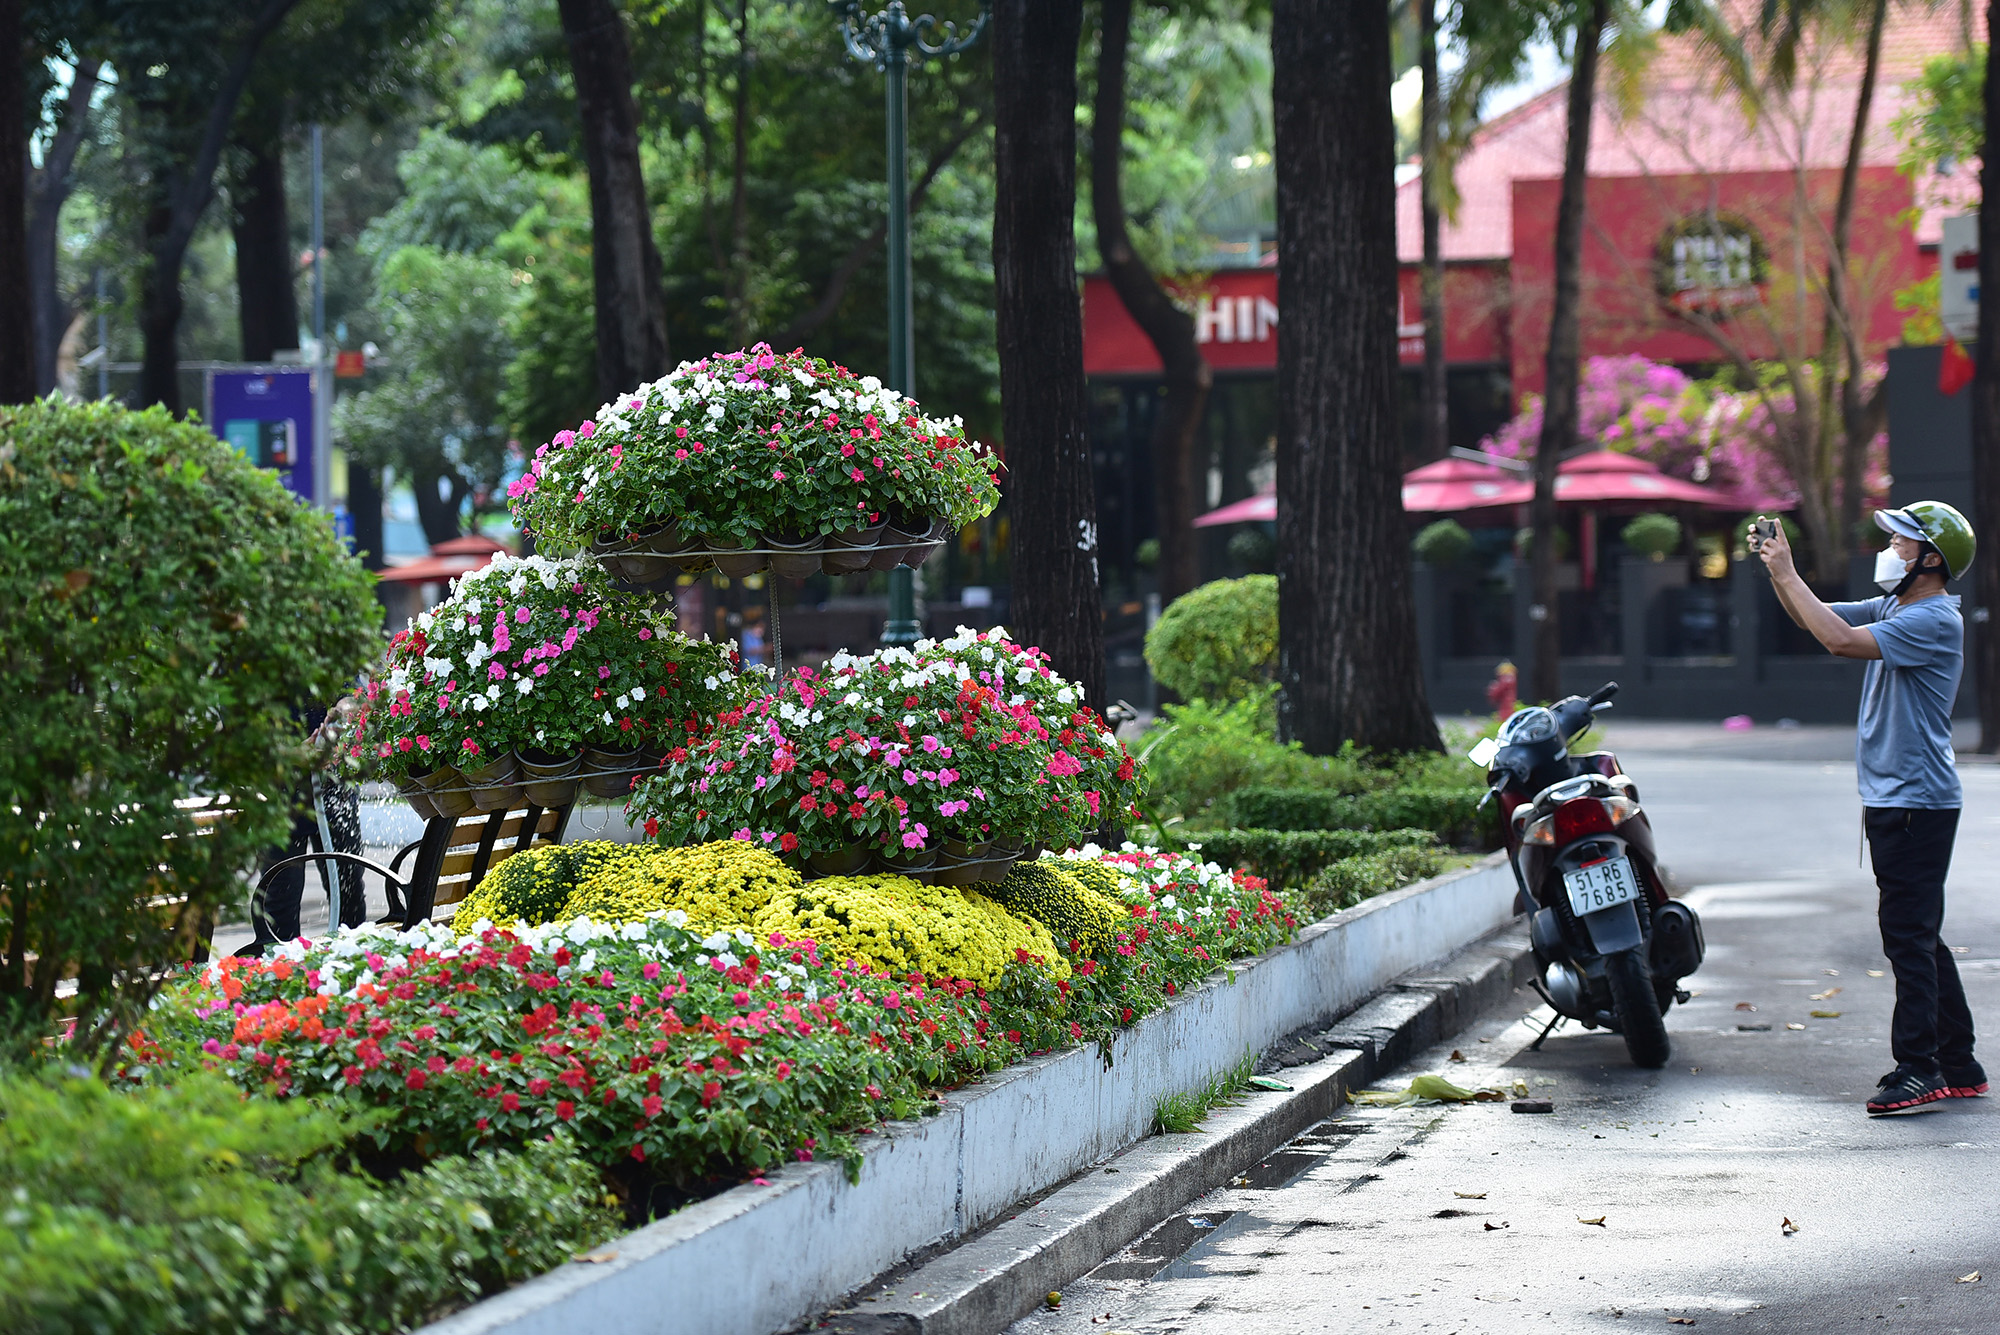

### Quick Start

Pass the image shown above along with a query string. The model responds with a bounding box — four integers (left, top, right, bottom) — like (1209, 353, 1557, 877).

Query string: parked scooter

(1467, 683, 1705, 1068)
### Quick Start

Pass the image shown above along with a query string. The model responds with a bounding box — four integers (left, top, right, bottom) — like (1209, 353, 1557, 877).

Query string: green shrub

(1621, 512, 1681, 559)
(0, 399, 380, 1058)
(1175, 828, 1440, 892)
(1224, 786, 1495, 846)
(0, 1070, 618, 1335)
(1302, 845, 1448, 918)
(1138, 693, 1373, 818)
(1144, 576, 1278, 704)
(992, 861, 1126, 955)
(1412, 519, 1473, 567)
(1225, 527, 1275, 572)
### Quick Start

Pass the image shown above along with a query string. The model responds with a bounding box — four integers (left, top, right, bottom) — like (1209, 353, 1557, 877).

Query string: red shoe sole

(1868, 1088, 1948, 1115)
(1944, 1082, 1989, 1099)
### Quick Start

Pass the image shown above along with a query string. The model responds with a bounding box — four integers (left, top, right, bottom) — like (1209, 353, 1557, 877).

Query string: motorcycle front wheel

(1604, 944, 1671, 1069)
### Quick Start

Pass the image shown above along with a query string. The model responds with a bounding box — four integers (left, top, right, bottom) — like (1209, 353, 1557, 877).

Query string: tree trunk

(231, 129, 300, 362)
(27, 60, 100, 396)
(348, 459, 386, 572)
(411, 467, 465, 546)
(1091, 0, 1209, 605)
(138, 191, 191, 413)
(1529, 0, 1607, 705)
(0, 0, 34, 403)
(1270, 0, 1439, 755)
(132, 0, 306, 411)
(1832, 0, 1887, 560)
(1973, 2, 2000, 752)
(993, 0, 1105, 710)
(1418, 0, 1447, 461)
(556, 0, 671, 400)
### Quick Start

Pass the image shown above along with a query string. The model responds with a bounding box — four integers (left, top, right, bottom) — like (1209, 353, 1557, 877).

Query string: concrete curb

(417, 854, 1520, 1335)
(821, 925, 1535, 1335)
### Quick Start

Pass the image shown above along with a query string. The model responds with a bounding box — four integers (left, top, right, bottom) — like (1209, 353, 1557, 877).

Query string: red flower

(406, 1069, 427, 1090)
(528, 1077, 552, 1096)
(779, 832, 799, 852)
(700, 1080, 722, 1108)
(501, 1092, 520, 1111)
(556, 1100, 576, 1121)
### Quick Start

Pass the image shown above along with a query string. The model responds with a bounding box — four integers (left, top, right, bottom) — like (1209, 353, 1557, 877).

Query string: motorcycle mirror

(1466, 737, 1500, 768)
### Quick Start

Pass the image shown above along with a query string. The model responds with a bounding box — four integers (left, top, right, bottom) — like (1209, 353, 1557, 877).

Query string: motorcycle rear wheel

(1605, 944, 1672, 1069)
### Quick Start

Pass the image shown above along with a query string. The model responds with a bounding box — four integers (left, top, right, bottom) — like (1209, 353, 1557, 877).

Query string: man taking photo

(1751, 503, 1982, 1116)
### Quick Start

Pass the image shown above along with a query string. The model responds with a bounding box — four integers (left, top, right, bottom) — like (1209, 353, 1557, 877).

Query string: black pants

(243, 779, 364, 952)
(1864, 806, 1976, 1073)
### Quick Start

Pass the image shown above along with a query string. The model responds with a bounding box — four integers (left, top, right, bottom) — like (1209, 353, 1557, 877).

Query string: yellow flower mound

(451, 839, 798, 935)
(450, 842, 626, 933)
(990, 860, 1127, 956)
(751, 875, 1068, 987)
(559, 839, 800, 929)
(1053, 856, 1141, 907)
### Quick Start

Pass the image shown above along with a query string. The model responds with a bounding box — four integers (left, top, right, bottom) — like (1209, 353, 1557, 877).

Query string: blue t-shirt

(1830, 593, 1963, 809)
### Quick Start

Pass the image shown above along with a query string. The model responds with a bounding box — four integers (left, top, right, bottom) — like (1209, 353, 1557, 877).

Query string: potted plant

(348, 553, 754, 815)
(630, 628, 1143, 881)
(506, 345, 1002, 576)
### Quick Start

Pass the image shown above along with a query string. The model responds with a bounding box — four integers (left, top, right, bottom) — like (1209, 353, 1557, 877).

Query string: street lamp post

(831, 0, 988, 646)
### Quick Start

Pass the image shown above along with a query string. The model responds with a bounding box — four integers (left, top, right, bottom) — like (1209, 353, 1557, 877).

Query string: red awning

(375, 534, 513, 585)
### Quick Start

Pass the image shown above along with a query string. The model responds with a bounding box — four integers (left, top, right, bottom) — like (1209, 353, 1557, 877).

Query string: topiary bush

(1144, 575, 1278, 705)
(1412, 519, 1473, 568)
(751, 875, 1066, 986)
(0, 399, 379, 1058)
(451, 839, 800, 934)
(1621, 512, 1682, 560)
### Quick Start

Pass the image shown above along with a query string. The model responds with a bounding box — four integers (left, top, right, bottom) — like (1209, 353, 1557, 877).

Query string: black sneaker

(1867, 1065, 1947, 1116)
(1942, 1060, 1989, 1099)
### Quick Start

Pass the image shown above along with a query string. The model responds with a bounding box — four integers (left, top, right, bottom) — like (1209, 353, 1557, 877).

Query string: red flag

(1940, 336, 1975, 396)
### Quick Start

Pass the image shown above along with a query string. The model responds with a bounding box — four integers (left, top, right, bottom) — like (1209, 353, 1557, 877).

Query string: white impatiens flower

(774, 385, 791, 401)
(516, 677, 534, 694)
(602, 710, 615, 725)
(416, 611, 435, 632)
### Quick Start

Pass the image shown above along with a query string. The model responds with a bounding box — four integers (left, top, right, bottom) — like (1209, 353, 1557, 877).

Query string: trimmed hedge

(1174, 827, 1440, 892)
(1303, 845, 1448, 918)
(1225, 786, 1494, 846)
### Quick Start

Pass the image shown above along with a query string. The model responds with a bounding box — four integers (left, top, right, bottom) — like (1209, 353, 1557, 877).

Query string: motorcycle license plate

(1565, 856, 1638, 916)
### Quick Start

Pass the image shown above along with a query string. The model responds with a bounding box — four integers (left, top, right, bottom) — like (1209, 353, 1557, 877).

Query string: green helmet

(1875, 501, 1976, 581)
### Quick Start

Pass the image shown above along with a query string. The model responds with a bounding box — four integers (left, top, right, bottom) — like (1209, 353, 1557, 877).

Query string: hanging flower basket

(344, 553, 757, 817)
(629, 628, 1144, 884)
(506, 345, 1001, 583)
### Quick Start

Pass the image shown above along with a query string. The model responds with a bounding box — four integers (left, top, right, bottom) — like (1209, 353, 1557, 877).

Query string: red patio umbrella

(1400, 455, 1520, 512)
(1466, 449, 1753, 510)
(1192, 492, 1275, 527)
(376, 534, 513, 585)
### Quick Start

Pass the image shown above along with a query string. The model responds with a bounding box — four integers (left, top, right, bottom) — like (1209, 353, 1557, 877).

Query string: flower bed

(629, 629, 1142, 883)
(122, 846, 1292, 1195)
(507, 345, 1001, 580)
(347, 553, 750, 815)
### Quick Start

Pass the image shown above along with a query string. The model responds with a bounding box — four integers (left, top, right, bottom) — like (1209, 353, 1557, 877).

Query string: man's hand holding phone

(1748, 516, 1794, 580)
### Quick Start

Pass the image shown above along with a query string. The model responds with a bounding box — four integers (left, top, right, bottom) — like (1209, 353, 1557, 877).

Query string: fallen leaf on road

(1867, 970, 1885, 977)
(1670, 1319, 1697, 1326)
(1811, 1010, 1842, 1019)
(1734, 1002, 1757, 1012)
(1952, 946, 1970, 955)
(1449, 1049, 1466, 1062)
(1824, 969, 1840, 976)
(1454, 1191, 1488, 1199)
(1782, 1218, 1799, 1236)
(1738, 1023, 1772, 1032)
(1513, 1078, 1531, 1097)
(1353, 1075, 1505, 1105)
(1810, 987, 1842, 1001)
(1958, 1271, 1980, 1285)
(1786, 1023, 1806, 1030)
(1246, 1076, 1293, 1092)
(1484, 1221, 1509, 1230)
(1578, 1215, 1607, 1226)
(572, 1251, 618, 1264)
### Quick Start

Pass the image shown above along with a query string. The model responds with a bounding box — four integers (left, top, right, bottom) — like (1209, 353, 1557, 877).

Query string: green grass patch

(1152, 1051, 1257, 1134)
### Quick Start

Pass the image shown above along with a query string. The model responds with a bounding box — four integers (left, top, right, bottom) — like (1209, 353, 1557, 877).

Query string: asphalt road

(1008, 724, 2000, 1334)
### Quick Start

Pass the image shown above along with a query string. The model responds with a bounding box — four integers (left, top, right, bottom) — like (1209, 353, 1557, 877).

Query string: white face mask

(1875, 545, 1913, 593)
